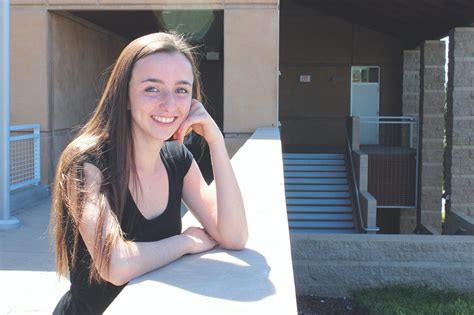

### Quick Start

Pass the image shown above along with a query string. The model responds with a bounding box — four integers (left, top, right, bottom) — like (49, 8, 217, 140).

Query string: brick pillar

(419, 40, 445, 232)
(445, 28, 474, 219)
(400, 50, 420, 233)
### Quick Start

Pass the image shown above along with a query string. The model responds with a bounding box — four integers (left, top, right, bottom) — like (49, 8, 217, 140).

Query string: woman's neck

(132, 134, 164, 174)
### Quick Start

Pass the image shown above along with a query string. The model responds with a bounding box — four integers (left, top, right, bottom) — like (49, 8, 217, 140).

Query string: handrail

(345, 130, 379, 233)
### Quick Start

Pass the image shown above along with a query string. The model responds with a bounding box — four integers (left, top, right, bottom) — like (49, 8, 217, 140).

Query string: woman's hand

(174, 99, 223, 145)
(182, 227, 218, 254)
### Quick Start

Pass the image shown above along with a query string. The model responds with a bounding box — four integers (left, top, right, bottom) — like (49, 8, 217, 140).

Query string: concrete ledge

(291, 234, 474, 297)
(10, 185, 50, 213)
(359, 191, 377, 233)
(444, 210, 474, 235)
(106, 128, 297, 314)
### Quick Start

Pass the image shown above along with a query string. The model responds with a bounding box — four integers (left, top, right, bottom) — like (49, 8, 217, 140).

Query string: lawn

(352, 285, 474, 315)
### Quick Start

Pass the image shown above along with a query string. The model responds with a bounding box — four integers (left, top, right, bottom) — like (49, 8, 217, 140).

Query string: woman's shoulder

(162, 141, 192, 160)
(162, 141, 193, 173)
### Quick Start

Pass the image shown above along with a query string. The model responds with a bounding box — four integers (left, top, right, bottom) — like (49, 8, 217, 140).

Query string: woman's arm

(178, 101, 249, 250)
(79, 162, 217, 286)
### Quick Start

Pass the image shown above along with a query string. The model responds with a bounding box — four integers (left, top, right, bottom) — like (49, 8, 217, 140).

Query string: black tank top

(53, 142, 193, 315)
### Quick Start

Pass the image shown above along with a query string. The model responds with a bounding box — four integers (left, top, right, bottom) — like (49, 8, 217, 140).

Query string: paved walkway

(0, 197, 70, 314)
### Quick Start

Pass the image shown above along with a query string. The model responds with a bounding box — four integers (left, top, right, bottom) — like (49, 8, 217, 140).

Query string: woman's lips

(151, 115, 177, 124)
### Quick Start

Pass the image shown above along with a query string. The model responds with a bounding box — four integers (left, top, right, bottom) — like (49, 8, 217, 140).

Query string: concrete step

(287, 213, 353, 221)
(283, 153, 344, 160)
(284, 171, 347, 178)
(284, 178, 348, 184)
(286, 198, 352, 206)
(285, 184, 349, 192)
(284, 165, 346, 172)
(285, 191, 351, 198)
(283, 159, 345, 166)
(287, 205, 353, 213)
(289, 221, 355, 229)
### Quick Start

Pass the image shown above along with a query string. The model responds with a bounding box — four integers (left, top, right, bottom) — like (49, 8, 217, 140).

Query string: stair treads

(290, 229, 356, 234)
(283, 159, 345, 166)
(284, 178, 348, 184)
(286, 199, 352, 205)
(287, 205, 353, 213)
(287, 213, 353, 221)
(285, 191, 350, 198)
(284, 171, 347, 178)
(284, 165, 346, 171)
(289, 221, 354, 229)
(283, 153, 344, 159)
(285, 184, 349, 192)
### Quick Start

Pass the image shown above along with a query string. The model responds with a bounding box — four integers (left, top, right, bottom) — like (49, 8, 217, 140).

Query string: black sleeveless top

(53, 142, 193, 315)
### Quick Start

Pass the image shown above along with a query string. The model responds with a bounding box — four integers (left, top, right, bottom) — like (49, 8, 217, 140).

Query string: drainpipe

(0, 0, 20, 230)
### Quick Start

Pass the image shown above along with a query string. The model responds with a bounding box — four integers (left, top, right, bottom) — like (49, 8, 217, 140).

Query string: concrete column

(400, 49, 420, 233)
(223, 5, 279, 133)
(419, 40, 446, 232)
(445, 28, 474, 219)
(0, 0, 20, 230)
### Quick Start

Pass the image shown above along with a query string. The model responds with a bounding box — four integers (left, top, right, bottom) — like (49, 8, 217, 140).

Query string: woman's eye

(145, 87, 159, 93)
(176, 88, 189, 94)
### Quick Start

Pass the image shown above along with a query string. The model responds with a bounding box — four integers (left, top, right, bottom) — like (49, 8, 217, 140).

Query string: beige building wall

(223, 6, 279, 133)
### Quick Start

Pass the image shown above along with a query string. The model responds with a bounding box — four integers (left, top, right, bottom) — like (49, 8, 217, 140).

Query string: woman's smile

(151, 115, 177, 124)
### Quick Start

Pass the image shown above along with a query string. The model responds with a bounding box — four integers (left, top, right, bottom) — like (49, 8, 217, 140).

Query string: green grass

(352, 285, 474, 315)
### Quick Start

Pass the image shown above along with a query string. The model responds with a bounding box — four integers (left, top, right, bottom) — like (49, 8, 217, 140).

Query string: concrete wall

(279, 2, 403, 147)
(291, 234, 474, 297)
(49, 13, 127, 182)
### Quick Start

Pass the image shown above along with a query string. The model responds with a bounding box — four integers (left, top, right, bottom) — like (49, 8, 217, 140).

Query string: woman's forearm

(106, 234, 192, 286)
(208, 136, 248, 249)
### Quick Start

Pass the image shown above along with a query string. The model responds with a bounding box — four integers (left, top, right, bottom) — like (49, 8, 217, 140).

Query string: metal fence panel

(9, 124, 40, 190)
(359, 116, 419, 208)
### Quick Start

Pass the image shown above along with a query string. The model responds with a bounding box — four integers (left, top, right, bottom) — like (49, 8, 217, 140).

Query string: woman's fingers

(182, 227, 218, 254)
(176, 100, 221, 145)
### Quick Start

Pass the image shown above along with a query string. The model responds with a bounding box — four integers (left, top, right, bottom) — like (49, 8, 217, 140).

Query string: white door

(351, 66, 380, 145)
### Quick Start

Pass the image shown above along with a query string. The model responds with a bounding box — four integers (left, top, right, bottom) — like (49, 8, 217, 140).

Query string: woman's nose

(159, 91, 175, 111)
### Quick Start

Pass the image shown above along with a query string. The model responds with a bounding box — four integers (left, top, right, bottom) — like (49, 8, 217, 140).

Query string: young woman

(50, 32, 248, 314)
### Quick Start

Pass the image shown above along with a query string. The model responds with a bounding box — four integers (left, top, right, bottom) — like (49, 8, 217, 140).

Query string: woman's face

(128, 51, 194, 145)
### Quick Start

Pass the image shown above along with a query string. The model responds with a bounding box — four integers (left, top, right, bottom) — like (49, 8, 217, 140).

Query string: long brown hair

(50, 32, 203, 282)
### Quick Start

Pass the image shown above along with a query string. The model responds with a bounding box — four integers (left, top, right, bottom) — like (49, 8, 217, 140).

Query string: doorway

(350, 66, 380, 145)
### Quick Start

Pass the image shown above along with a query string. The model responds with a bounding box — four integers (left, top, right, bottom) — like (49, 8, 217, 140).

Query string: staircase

(283, 153, 357, 234)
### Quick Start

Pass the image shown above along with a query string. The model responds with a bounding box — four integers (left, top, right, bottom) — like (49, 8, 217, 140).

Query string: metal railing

(358, 116, 419, 208)
(9, 124, 41, 190)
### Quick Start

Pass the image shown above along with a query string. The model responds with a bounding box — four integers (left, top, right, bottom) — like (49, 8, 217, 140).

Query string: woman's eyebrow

(140, 78, 192, 86)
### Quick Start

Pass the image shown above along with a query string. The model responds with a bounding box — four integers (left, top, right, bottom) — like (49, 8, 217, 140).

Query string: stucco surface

(224, 8, 279, 133)
(10, 8, 49, 128)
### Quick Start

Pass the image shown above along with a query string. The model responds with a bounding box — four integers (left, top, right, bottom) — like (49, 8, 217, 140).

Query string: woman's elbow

(220, 231, 249, 250)
(104, 262, 133, 286)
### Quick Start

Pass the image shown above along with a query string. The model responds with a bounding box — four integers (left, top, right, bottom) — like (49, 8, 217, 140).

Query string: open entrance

(50, 10, 223, 182)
